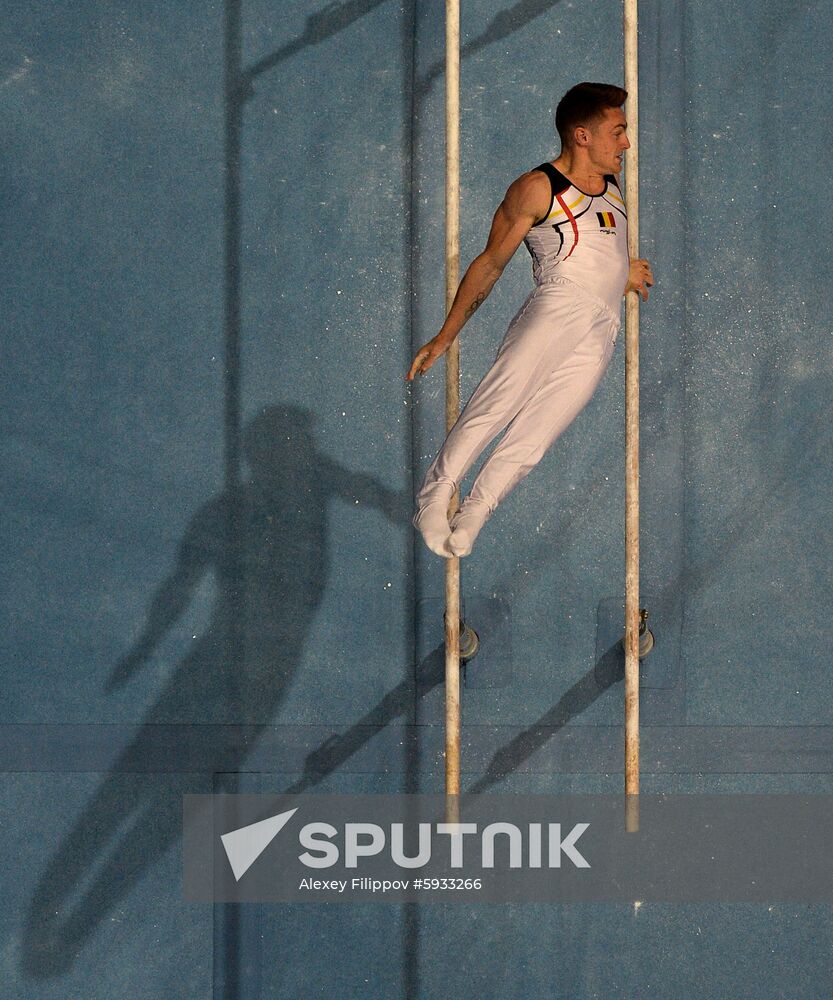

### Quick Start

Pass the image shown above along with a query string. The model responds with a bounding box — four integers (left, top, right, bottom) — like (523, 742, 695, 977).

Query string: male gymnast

(407, 81, 653, 557)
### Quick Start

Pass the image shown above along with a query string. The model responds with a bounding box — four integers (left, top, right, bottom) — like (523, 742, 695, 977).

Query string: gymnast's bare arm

(406, 170, 551, 381)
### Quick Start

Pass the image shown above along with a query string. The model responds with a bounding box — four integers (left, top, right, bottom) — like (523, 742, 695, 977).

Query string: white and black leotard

(523, 161, 629, 314)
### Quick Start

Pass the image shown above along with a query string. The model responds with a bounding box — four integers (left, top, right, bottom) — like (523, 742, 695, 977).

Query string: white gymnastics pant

(416, 275, 620, 515)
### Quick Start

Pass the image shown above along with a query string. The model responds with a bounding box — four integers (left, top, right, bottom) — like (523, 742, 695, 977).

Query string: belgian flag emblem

(596, 211, 616, 228)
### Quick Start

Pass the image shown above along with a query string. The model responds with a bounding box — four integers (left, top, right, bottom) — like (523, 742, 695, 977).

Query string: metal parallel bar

(623, 0, 640, 803)
(444, 0, 461, 798)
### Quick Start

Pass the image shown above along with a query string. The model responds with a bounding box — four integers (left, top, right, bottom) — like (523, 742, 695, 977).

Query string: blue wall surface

(3, 1, 833, 997)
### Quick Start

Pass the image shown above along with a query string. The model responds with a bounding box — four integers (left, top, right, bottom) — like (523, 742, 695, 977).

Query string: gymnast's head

(555, 83, 628, 152)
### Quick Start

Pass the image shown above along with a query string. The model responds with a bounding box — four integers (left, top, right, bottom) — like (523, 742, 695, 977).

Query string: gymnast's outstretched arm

(406, 169, 551, 381)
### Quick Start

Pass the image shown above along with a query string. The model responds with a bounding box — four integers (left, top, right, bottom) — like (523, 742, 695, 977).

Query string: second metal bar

(444, 0, 461, 797)
(623, 0, 640, 802)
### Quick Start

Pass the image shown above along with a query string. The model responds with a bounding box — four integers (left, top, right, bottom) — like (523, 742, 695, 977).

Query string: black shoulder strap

(531, 162, 569, 226)
(534, 162, 569, 196)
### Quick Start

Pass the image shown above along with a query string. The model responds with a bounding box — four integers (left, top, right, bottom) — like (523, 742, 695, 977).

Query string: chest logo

(596, 211, 617, 233)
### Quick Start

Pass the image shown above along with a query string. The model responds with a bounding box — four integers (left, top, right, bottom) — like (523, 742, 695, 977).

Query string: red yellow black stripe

(556, 192, 579, 259)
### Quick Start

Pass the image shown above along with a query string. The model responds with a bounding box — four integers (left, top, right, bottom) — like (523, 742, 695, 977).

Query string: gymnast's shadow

(21, 403, 408, 980)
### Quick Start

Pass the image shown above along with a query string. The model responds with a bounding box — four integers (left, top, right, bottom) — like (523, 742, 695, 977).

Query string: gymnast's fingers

(407, 347, 430, 380)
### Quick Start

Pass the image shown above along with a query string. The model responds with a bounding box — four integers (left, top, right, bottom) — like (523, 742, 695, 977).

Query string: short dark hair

(555, 82, 628, 149)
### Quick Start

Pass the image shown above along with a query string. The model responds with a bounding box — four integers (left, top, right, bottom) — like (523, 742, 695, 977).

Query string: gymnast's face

(581, 106, 630, 174)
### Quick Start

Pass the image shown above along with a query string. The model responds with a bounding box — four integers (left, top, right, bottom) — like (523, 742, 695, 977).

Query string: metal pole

(623, 0, 640, 805)
(444, 0, 461, 798)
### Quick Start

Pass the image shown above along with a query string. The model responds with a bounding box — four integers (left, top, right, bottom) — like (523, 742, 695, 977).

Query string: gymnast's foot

(448, 498, 491, 557)
(413, 489, 454, 558)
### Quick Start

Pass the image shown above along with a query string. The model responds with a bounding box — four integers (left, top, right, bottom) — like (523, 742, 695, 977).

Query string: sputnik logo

(220, 808, 298, 881)
(219, 808, 591, 879)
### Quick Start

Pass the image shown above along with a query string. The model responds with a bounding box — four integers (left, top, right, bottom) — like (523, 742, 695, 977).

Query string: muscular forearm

(406, 174, 542, 381)
(437, 252, 503, 345)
